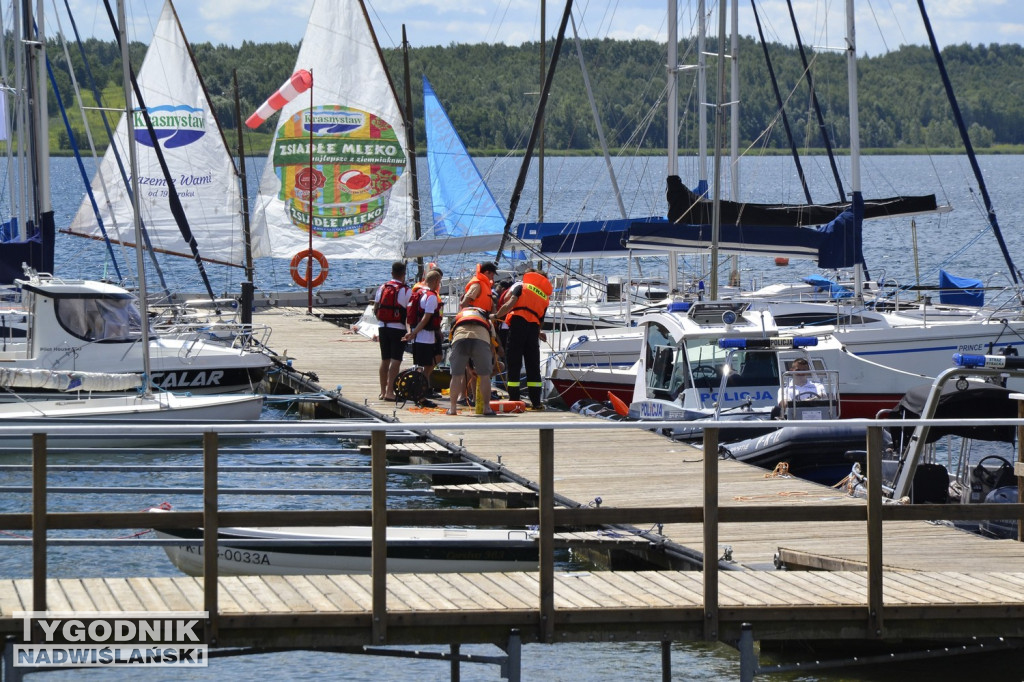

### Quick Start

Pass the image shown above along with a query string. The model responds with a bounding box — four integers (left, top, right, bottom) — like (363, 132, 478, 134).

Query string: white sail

(249, 0, 413, 261)
(67, 0, 245, 267)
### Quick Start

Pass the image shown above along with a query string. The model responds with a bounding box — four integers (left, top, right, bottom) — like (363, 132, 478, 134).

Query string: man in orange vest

(493, 268, 553, 409)
(446, 307, 497, 416)
(460, 261, 497, 311)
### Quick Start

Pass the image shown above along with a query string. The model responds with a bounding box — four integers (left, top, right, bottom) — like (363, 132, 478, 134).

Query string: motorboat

(152, 516, 540, 576)
(0, 274, 271, 401)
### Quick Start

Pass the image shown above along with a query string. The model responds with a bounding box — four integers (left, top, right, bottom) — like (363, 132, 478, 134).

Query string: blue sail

(423, 76, 506, 242)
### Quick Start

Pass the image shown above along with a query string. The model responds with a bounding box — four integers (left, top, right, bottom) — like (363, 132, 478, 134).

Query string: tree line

(43, 35, 1024, 155)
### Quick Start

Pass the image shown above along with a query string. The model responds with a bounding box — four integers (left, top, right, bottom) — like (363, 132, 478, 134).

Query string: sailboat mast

(667, 0, 679, 294)
(401, 25, 423, 278)
(117, 0, 152, 387)
(708, 0, 727, 299)
(846, 0, 864, 299)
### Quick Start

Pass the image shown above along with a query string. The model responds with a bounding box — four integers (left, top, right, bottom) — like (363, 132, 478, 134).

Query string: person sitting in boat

(779, 358, 826, 402)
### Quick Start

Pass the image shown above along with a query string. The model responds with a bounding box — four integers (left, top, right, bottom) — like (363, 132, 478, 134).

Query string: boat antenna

(496, 0, 574, 263)
(916, 0, 1022, 290)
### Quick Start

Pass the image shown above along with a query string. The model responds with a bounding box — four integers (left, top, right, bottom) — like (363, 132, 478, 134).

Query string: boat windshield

(55, 296, 143, 342)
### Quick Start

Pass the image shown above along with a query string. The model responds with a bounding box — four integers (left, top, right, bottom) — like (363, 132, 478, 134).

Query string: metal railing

(2, 416, 1024, 647)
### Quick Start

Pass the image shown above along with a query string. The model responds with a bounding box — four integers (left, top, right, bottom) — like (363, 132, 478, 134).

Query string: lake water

(6, 154, 1024, 679)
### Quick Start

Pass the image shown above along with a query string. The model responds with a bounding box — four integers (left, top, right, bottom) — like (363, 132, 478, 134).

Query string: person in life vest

(460, 261, 497, 312)
(492, 278, 515, 354)
(493, 268, 553, 410)
(446, 307, 497, 416)
(403, 269, 444, 400)
(372, 261, 410, 401)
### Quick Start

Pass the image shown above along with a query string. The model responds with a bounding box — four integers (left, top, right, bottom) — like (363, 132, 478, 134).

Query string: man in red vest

(373, 261, 410, 401)
(493, 268, 553, 409)
(403, 269, 444, 400)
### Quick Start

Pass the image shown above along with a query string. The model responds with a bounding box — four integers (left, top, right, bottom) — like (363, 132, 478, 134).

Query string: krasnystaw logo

(13, 611, 208, 668)
(133, 105, 206, 148)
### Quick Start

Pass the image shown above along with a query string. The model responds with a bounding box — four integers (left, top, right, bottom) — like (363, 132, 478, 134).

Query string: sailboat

(546, 1, 1024, 406)
(0, 0, 273, 402)
(248, 0, 414, 266)
(0, 0, 263, 443)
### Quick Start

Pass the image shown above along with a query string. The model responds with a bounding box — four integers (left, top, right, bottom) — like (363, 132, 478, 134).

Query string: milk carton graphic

(272, 105, 406, 238)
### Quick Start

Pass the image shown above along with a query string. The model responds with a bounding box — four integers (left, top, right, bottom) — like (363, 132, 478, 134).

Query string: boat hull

(0, 393, 264, 449)
(155, 526, 540, 575)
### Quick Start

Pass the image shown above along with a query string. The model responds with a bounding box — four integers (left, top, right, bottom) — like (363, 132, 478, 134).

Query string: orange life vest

(506, 271, 552, 325)
(463, 266, 493, 311)
(453, 307, 492, 332)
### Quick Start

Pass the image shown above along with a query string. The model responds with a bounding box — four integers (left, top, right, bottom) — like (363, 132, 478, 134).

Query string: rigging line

(48, 1, 122, 281)
(784, 0, 844, 201)
(58, 0, 168, 291)
(916, 0, 1021, 290)
(751, 0, 811, 204)
(496, 0, 574, 263)
(44, 55, 124, 281)
(101, 0, 218, 305)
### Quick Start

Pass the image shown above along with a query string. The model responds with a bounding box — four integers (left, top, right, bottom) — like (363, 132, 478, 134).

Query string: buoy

(490, 400, 526, 413)
(774, 257, 789, 266)
(290, 249, 329, 288)
(607, 392, 630, 417)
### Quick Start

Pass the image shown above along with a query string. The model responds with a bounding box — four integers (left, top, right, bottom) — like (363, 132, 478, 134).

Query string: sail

(250, 0, 412, 261)
(405, 76, 506, 259)
(66, 0, 245, 267)
(667, 175, 940, 228)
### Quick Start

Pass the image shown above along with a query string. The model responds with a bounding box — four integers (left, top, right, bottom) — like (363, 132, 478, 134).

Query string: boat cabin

(628, 300, 839, 423)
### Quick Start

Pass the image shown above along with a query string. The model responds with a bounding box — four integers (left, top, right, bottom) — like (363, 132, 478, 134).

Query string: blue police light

(666, 301, 692, 313)
(791, 336, 818, 348)
(719, 338, 747, 349)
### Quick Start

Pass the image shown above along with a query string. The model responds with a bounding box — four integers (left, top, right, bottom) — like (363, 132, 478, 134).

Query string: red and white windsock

(245, 69, 313, 129)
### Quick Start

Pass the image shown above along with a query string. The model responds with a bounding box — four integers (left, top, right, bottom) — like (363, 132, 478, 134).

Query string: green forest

(44, 35, 1024, 155)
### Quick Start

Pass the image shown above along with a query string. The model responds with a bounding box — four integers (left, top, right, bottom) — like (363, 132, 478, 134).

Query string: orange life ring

(490, 400, 526, 413)
(290, 249, 329, 288)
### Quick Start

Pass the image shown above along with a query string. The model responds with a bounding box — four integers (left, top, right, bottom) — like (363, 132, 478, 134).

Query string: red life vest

(507, 272, 552, 325)
(407, 288, 441, 331)
(376, 279, 408, 324)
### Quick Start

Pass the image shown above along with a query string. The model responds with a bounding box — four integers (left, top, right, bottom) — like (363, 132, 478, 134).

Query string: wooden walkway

(3, 571, 1024, 647)
(259, 307, 1024, 574)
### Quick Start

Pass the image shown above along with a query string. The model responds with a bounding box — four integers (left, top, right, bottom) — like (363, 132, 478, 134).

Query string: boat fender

(490, 400, 526, 413)
(290, 249, 329, 288)
(607, 391, 629, 416)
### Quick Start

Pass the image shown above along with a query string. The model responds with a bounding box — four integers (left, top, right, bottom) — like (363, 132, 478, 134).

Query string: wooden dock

(259, 307, 1024, 574)
(4, 306, 1024, 678)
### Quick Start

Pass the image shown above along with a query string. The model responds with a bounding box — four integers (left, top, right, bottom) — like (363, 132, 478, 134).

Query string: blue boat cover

(938, 269, 984, 307)
(802, 274, 853, 300)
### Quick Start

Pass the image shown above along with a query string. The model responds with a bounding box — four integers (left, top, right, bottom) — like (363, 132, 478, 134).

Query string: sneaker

(529, 404, 546, 411)
(417, 398, 438, 408)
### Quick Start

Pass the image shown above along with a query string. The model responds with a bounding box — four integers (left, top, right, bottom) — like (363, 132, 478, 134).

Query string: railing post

(1017, 398, 1023, 542)
(203, 431, 219, 645)
(371, 429, 387, 644)
(866, 425, 884, 637)
(703, 427, 719, 641)
(539, 428, 555, 643)
(31, 433, 46, 616)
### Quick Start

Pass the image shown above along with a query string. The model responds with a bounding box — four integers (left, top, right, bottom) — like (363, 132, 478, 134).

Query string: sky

(56, 1, 1024, 57)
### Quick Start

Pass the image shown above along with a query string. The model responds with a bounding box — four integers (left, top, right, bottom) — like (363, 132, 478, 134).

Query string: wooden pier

(3, 306, 1024, 679)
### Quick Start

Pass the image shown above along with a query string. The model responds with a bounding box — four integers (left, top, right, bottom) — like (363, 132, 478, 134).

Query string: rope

(732, 490, 811, 502)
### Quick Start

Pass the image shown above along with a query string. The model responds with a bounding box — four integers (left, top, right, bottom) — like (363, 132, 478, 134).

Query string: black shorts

(412, 341, 436, 367)
(378, 326, 406, 361)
